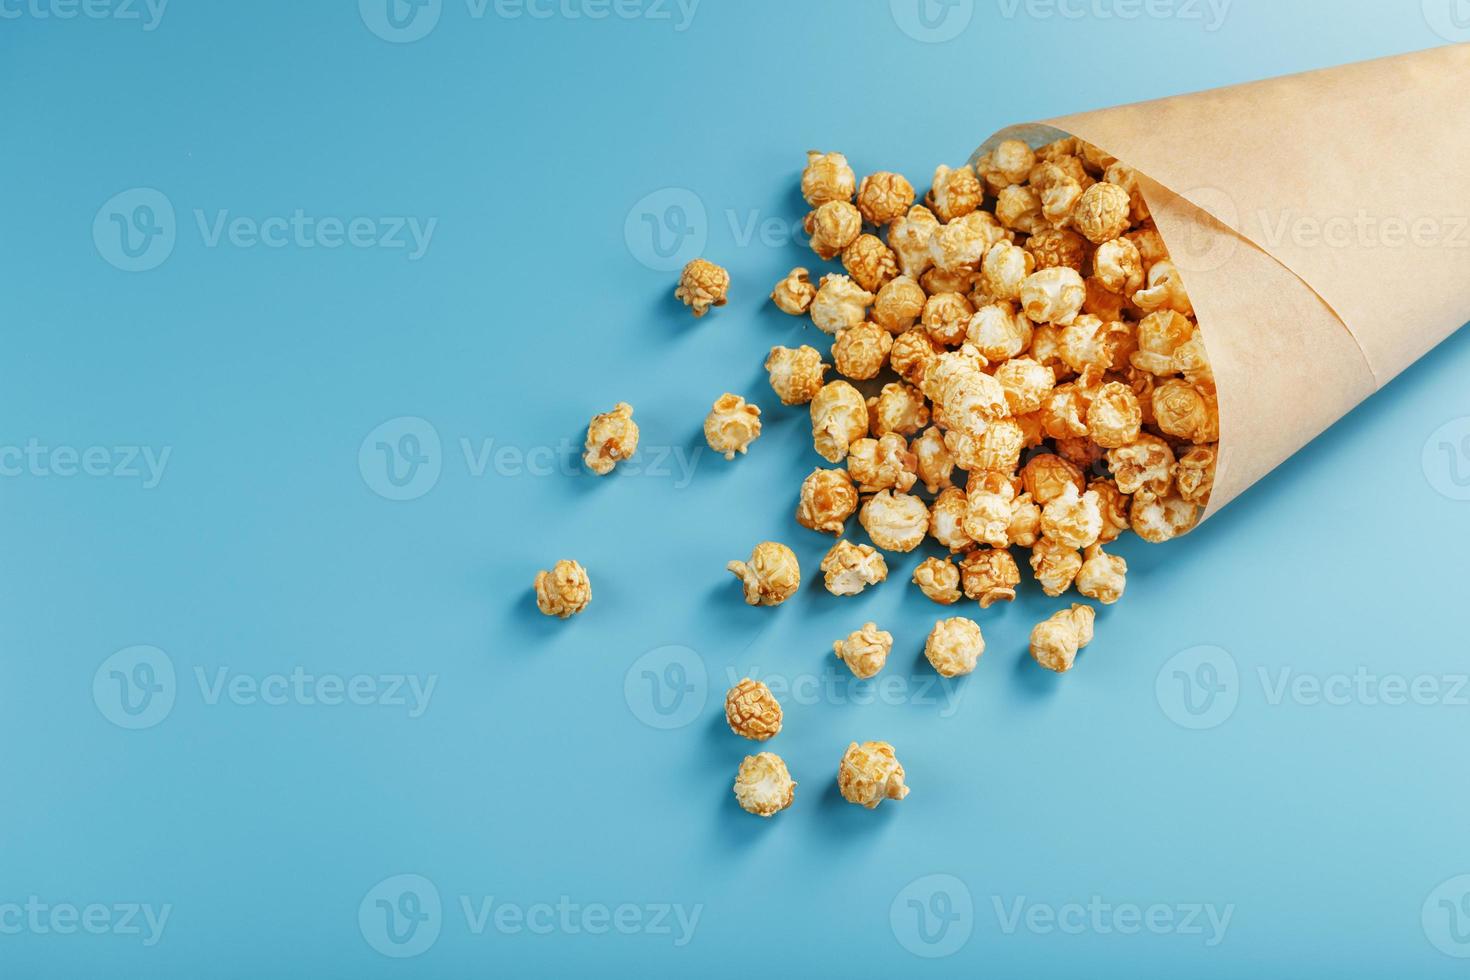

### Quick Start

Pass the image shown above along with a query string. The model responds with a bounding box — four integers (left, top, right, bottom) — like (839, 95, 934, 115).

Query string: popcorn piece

(1029, 537, 1083, 597)
(856, 171, 916, 226)
(912, 556, 962, 605)
(1019, 267, 1086, 325)
(725, 678, 783, 741)
(832, 321, 893, 381)
(842, 233, 900, 292)
(1040, 483, 1103, 550)
(959, 548, 1021, 608)
(1133, 259, 1194, 317)
(1076, 543, 1127, 605)
(925, 616, 985, 677)
(1174, 444, 1218, 506)
(922, 265, 977, 297)
(995, 183, 1044, 234)
(583, 401, 640, 475)
(834, 622, 893, 679)
(1127, 226, 1169, 269)
(674, 258, 730, 318)
(1026, 227, 1087, 271)
(806, 200, 863, 260)
(810, 274, 875, 335)
(1082, 276, 1127, 322)
(928, 486, 973, 551)
(890, 328, 942, 387)
(1106, 433, 1175, 495)
(838, 741, 909, 809)
(733, 752, 796, 817)
(847, 434, 918, 493)
(1090, 478, 1131, 544)
(936, 367, 1009, 439)
(796, 467, 860, 535)
(1093, 237, 1144, 295)
(1020, 453, 1085, 505)
(1131, 310, 1195, 376)
(1130, 489, 1200, 543)
(921, 291, 976, 347)
(913, 426, 956, 494)
(928, 164, 983, 222)
(944, 418, 1024, 474)
(977, 138, 1036, 194)
(819, 540, 889, 596)
(962, 481, 1015, 549)
(980, 241, 1036, 303)
(1105, 162, 1150, 222)
(1085, 381, 1143, 449)
(930, 210, 1007, 273)
(771, 267, 816, 315)
(966, 302, 1033, 363)
(887, 205, 941, 279)
(1073, 181, 1133, 244)
(801, 150, 856, 207)
(1007, 491, 1043, 547)
(704, 393, 762, 460)
(871, 276, 926, 334)
(1054, 433, 1104, 471)
(533, 559, 591, 618)
(869, 382, 930, 437)
(810, 380, 870, 462)
(765, 345, 829, 406)
(727, 542, 801, 606)
(1152, 379, 1219, 444)
(1029, 604, 1096, 673)
(860, 490, 929, 553)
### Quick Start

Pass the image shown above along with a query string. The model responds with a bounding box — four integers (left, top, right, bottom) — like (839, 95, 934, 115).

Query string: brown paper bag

(971, 44, 1470, 520)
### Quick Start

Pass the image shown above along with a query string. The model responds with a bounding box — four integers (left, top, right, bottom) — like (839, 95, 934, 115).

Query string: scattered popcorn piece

(727, 542, 801, 606)
(890, 328, 942, 387)
(912, 556, 962, 605)
(674, 258, 729, 318)
(1090, 478, 1131, 544)
(802, 150, 856, 208)
(1130, 489, 1200, 543)
(1007, 491, 1043, 547)
(857, 171, 916, 226)
(771, 267, 816, 315)
(842, 233, 900, 292)
(860, 490, 929, 553)
(725, 678, 783, 741)
(1029, 603, 1096, 673)
(871, 276, 927, 334)
(995, 183, 1045, 234)
(832, 321, 893, 380)
(704, 393, 762, 460)
(819, 540, 888, 596)
(1019, 267, 1086, 325)
(1076, 543, 1127, 604)
(959, 548, 1021, 608)
(796, 467, 860, 535)
(1086, 381, 1143, 449)
(810, 380, 870, 462)
(888, 205, 941, 279)
(921, 291, 976, 347)
(928, 164, 983, 222)
(925, 616, 985, 677)
(930, 210, 1006, 273)
(1174, 444, 1218, 505)
(583, 402, 640, 475)
(1152, 379, 1219, 444)
(847, 434, 917, 494)
(1073, 182, 1133, 244)
(979, 241, 1036, 303)
(869, 382, 930, 437)
(1093, 237, 1144, 295)
(1106, 434, 1175, 495)
(1020, 453, 1085, 505)
(733, 752, 796, 817)
(765, 345, 828, 406)
(807, 200, 863, 261)
(928, 486, 973, 551)
(944, 418, 1024, 474)
(962, 479, 1015, 549)
(533, 559, 591, 618)
(1131, 310, 1194, 376)
(1029, 537, 1083, 597)
(837, 741, 909, 809)
(1026, 227, 1087, 271)
(1133, 259, 1194, 317)
(833, 622, 893, 679)
(913, 425, 956, 493)
(810, 274, 875, 335)
(977, 139, 1037, 194)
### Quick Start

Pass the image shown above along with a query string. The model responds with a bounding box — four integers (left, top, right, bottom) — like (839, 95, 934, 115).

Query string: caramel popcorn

(842, 233, 900, 292)
(1076, 543, 1127, 605)
(801, 150, 856, 207)
(869, 382, 930, 437)
(1026, 227, 1087, 271)
(533, 559, 591, 618)
(796, 466, 860, 535)
(1174, 444, 1218, 505)
(1086, 380, 1143, 449)
(1133, 259, 1194, 318)
(832, 321, 893, 380)
(928, 164, 983, 222)
(1093, 237, 1144, 295)
(960, 548, 1021, 607)
(771, 267, 816, 315)
(922, 265, 977, 297)
(890, 328, 942, 387)
(734, 752, 796, 817)
(728, 542, 801, 606)
(977, 139, 1037, 194)
(871, 276, 927, 334)
(994, 357, 1056, 416)
(921, 291, 976, 347)
(925, 616, 985, 678)
(726, 678, 783, 741)
(930, 210, 1007, 273)
(819, 540, 888, 596)
(675, 258, 730, 318)
(1152, 379, 1219, 444)
(807, 200, 863, 261)
(860, 490, 929, 553)
(1034, 163, 1084, 227)
(1040, 483, 1103, 549)
(966, 302, 1033, 362)
(1130, 489, 1200, 543)
(1104, 162, 1150, 223)
(912, 556, 962, 605)
(1090, 478, 1131, 544)
(1019, 267, 1086, 325)
(944, 418, 1024, 474)
(995, 184, 1044, 234)
(838, 741, 909, 809)
(913, 425, 956, 493)
(704, 393, 762, 460)
(1007, 491, 1043, 547)
(1131, 310, 1194, 376)
(856, 171, 916, 226)
(934, 367, 1009, 439)
(847, 433, 917, 494)
(834, 622, 893, 679)
(583, 402, 639, 475)
(1029, 604, 1096, 673)
(810, 274, 875, 335)
(979, 241, 1036, 303)
(928, 486, 973, 551)
(1019, 453, 1083, 504)
(1073, 181, 1132, 244)
(1029, 536, 1083, 597)
(765, 344, 828, 406)
(888, 205, 941, 279)
(962, 480, 1015, 549)
(811, 380, 870, 462)
(1106, 433, 1175, 495)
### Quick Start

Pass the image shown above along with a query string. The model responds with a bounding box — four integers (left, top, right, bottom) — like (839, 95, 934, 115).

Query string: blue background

(3, 1, 1470, 976)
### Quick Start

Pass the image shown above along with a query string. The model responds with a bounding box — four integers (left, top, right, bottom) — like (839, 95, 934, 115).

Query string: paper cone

(971, 44, 1470, 520)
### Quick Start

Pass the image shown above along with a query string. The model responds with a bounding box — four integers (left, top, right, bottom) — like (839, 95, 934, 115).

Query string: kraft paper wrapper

(971, 44, 1470, 521)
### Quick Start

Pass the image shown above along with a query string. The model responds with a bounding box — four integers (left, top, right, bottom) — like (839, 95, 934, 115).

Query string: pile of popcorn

(537, 138, 1220, 817)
